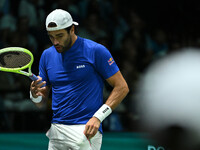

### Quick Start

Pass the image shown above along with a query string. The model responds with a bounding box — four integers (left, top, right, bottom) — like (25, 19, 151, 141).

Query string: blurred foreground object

(137, 48, 200, 150)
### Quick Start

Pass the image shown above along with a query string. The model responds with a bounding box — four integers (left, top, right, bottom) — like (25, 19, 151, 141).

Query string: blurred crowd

(1, 0, 200, 132)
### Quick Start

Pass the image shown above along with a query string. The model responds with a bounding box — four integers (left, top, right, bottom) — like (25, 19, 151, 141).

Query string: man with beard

(30, 9, 129, 150)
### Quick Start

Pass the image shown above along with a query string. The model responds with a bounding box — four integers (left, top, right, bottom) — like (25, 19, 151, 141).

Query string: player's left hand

(84, 117, 101, 139)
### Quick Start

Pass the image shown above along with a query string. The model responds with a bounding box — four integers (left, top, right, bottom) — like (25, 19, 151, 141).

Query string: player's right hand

(30, 76, 46, 98)
(84, 117, 101, 139)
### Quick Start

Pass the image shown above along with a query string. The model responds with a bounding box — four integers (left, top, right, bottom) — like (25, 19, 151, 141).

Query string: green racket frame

(0, 47, 34, 76)
(0, 47, 40, 82)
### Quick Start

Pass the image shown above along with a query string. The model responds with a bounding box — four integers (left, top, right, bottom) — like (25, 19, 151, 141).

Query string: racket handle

(29, 74, 46, 87)
(29, 74, 39, 81)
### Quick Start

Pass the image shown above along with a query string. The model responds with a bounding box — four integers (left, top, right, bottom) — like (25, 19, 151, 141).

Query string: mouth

(54, 45, 62, 52)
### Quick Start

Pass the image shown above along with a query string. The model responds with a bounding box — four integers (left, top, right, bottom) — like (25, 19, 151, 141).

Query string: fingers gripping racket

(0, 47, 43, 84)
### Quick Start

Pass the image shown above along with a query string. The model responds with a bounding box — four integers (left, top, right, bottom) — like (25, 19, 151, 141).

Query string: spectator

(10, 16, 38, 55)
(146, 28, 168, 59)
(18, 0, 45, 29)
(0, 14, 16, 48)
(0, 0, 10, 15)
(78, 13, 107, 41)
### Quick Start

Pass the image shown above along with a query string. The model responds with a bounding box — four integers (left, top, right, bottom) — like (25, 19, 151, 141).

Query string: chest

(46, 55, 94, 86)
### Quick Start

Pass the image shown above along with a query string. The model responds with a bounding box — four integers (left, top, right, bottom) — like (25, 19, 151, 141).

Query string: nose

(53, 38, 59, 45)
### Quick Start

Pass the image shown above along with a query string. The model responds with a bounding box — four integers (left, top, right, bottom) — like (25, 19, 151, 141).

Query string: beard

(62, 35, 73, 52)
(54, 35, 72, 53)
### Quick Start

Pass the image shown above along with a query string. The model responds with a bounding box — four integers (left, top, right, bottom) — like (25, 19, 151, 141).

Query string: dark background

(1, 0, 200, 133)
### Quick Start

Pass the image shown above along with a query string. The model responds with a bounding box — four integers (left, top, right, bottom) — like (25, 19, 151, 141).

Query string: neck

(71, 34, 77, 47)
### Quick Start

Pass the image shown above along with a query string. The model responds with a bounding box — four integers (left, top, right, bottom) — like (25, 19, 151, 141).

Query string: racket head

(0, 47, 34, 76)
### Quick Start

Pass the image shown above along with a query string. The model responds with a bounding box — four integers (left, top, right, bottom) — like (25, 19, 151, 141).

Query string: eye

(57, 35, 63, 38)
(49, 35, 54, 40)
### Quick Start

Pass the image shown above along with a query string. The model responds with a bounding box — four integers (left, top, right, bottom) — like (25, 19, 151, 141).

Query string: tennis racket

(0, 47, 44, 84)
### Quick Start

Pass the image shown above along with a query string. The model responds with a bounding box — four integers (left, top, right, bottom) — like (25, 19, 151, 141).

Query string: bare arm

(105, 71, 129, 110)
(84, 71, 129, 139)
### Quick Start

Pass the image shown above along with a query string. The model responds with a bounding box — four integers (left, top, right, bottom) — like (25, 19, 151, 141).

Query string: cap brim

(73, 21, 79, 26)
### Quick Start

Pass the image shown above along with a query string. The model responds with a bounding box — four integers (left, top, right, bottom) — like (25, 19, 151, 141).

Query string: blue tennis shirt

(39, 36, 119, 133)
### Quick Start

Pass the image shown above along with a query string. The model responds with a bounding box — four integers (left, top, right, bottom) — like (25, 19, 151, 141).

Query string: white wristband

(30, 91, 42, 103)
(93, 104, 112, 122)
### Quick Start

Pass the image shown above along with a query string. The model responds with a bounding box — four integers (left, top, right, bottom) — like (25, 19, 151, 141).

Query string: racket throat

(19, 70, 31, 76)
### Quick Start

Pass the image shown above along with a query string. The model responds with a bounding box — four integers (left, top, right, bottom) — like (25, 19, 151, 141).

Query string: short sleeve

(39, 51, 51, 85)
(94, 44, 119, 79)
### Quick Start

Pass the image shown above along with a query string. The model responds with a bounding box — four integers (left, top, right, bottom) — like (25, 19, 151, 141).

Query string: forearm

(105, 83, 129, 110)
(93, 83, 129, 123)
(93, 71, 129, 123)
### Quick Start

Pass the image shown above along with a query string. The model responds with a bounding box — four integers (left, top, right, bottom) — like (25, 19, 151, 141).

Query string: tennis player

(30, 9, 129, 150)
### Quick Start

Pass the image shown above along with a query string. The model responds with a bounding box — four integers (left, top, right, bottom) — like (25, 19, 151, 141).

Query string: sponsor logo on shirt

(108, 57, 114, 66)
(76, 65, 85, 69)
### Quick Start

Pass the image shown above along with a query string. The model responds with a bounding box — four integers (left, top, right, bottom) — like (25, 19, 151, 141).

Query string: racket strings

(0, 51, 31, 68)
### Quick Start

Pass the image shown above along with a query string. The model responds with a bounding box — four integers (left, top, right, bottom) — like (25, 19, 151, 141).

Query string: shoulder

(82, 37, 98, 48)
(79, 37, 109, 62)
(41, 46, 55, 57)
(81, 37, 108, 53)
(39, 46, 55, 65)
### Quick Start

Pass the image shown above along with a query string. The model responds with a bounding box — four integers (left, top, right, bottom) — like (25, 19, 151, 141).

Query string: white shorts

(46, 123, 102, 150)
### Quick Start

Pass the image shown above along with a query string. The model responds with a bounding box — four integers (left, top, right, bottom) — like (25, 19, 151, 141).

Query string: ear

(70, 25, 75, 33)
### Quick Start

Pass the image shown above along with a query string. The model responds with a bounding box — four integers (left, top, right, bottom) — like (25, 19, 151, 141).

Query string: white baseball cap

(46, 9, 78, 31)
